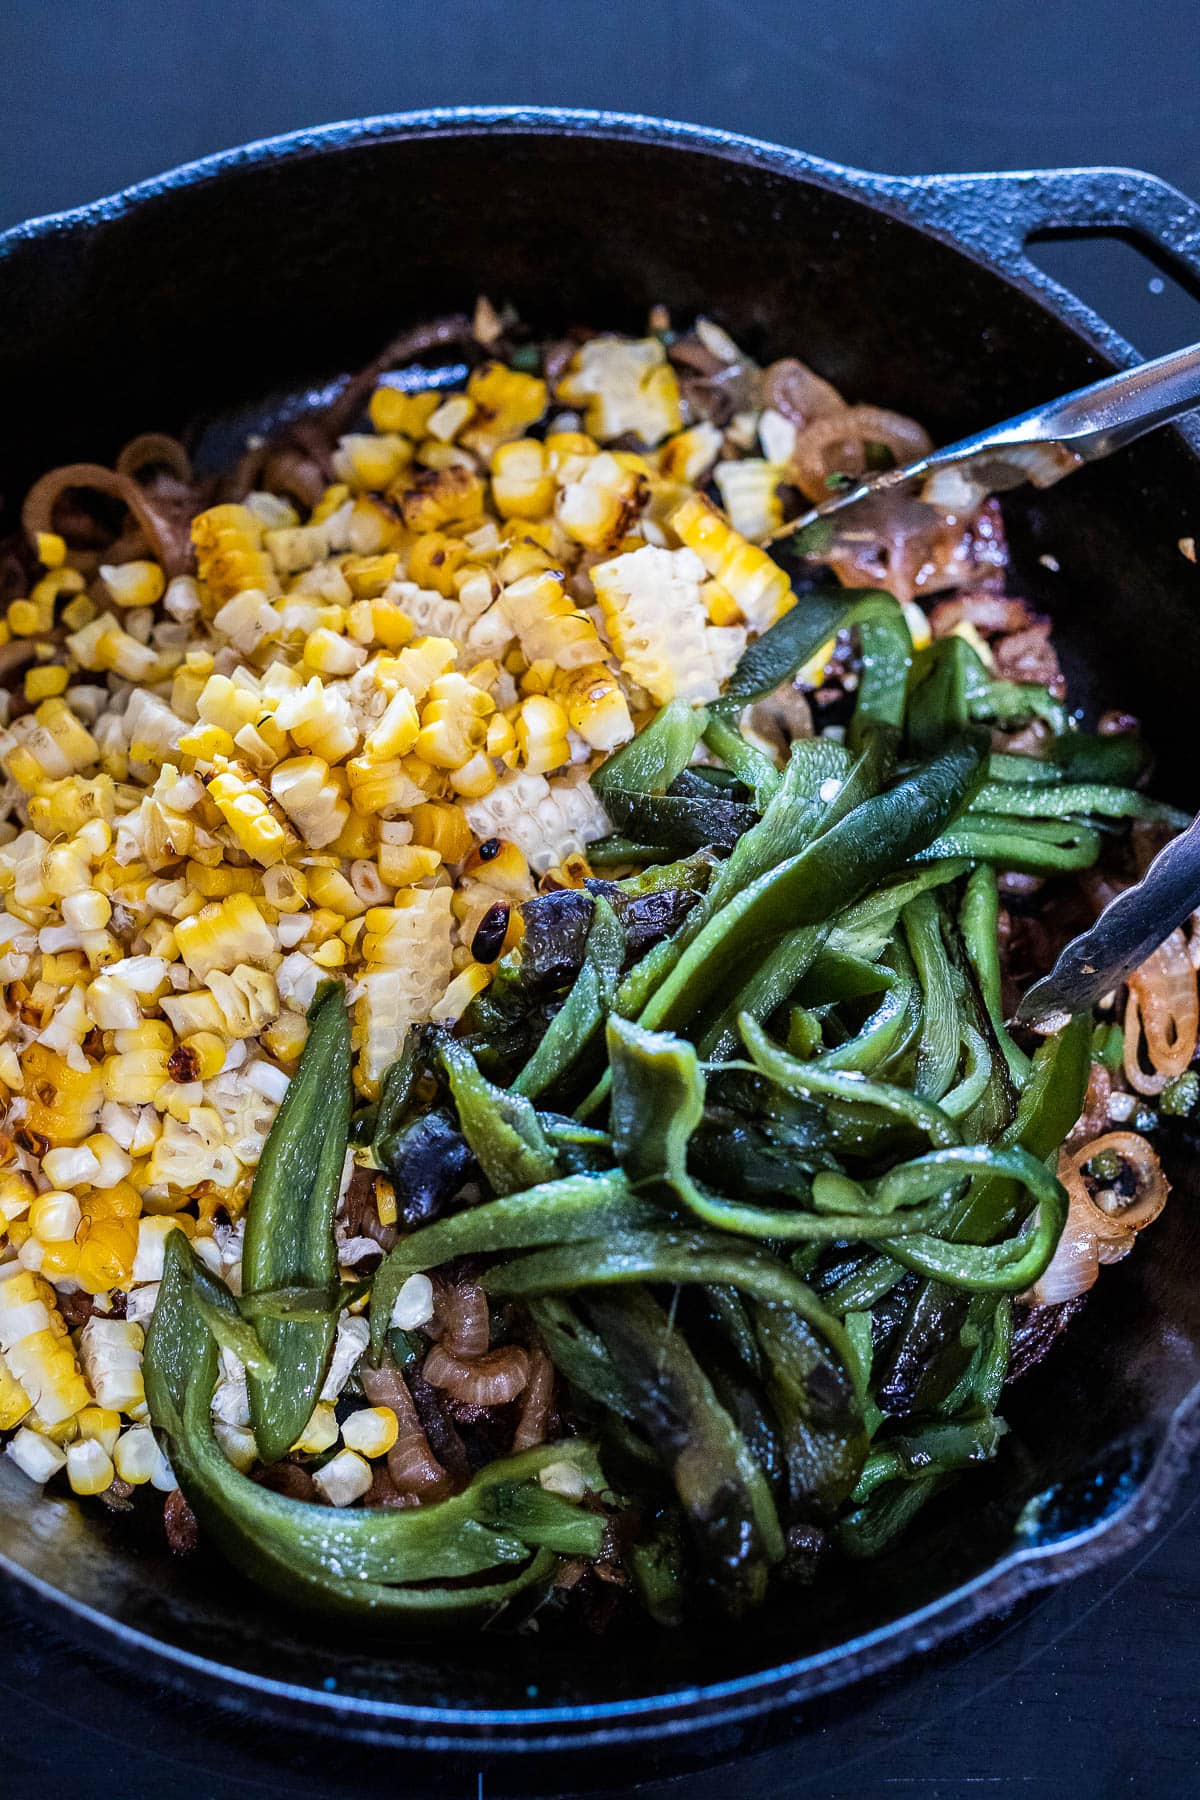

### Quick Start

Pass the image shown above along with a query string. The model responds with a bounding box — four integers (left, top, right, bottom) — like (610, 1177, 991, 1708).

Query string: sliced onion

(512, 1349, 554, 1451)
(1124, 929, 1198, 1093)
(761, 357, 846, 428)
(360, 1362, 455, 1500)
(422, 1343, 530, 1406)
(1069, 1132, 1169, 1247)
(789, 406, 933, 503)
(1027, 1153, 1103, 1305)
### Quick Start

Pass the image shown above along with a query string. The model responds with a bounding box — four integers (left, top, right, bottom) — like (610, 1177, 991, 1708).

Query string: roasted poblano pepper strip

(440, 1038, 557, 1193)
(146, 1235, 604, 1619)
(959, 864, 1031, 1086)
(511, 896, 624, 1099)
(709, 587, 850, 714)
(241, 982, 352, 1464)
(591, 697, 709, 798)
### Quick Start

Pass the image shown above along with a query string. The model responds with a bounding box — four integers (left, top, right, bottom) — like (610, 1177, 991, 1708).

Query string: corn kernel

(342, 1406, 399, 1459)
(66, 1437, 115, 1496)
(293, 1400, 339, 1455)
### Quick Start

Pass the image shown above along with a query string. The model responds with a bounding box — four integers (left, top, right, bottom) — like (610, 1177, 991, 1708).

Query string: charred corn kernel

(270, 755, 350, 849)
(183, 1031, 227, 1079)
(23, 664, 68, 701)
(206, 766, 291, 866)
(458, 362, 548, 459)
(377, 841, 441, 886)
(28, 772, 116, 836)
(0, 1353, 31, 1430)
(77, 1405, 121, 1456)
(175, 891, 275, 980)
(113, 1425, 158, 1484)
(65, 1436, 114, 1495)
(516, 695, 570, 774)
(368, 385, 439, 437)
(344, 552, 402, 600)
(415, 673, 494, 769)
(557, 664, 635, 752)
(408, 800, 473, 864)
(23, 1046, 104, 1143)
(342, 1406, 399, 1459)
(556, 452, 646, 552)
(192, 503, 279, 601)
(101, 560, 165, 609)
(397, 465, 486, 535)
(262, 1009, 309, 1062)
(408, 528, 469, 596)
(36, 531, 66, 569)
(364, 688, 420, 760)
(293, 1400, 339, 1455)
(501, 570, 605, 670)
(658, 422, 723, 483)
(491, 438, 555, 519)
(672, 492, 792, 629)
(557, 336, 682, 445)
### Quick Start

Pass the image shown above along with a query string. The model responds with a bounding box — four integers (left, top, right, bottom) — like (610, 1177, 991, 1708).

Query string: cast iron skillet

(2, 108, 1200, 1761)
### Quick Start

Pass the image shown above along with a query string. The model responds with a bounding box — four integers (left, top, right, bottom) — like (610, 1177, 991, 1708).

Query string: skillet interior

(1, 114, 1199, 1744)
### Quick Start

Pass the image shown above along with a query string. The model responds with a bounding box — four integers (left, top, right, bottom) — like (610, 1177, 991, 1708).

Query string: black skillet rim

(2, 104, 1199, 1750)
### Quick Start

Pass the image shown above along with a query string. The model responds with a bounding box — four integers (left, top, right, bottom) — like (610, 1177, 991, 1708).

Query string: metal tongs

(789, 342, 1200, 1028)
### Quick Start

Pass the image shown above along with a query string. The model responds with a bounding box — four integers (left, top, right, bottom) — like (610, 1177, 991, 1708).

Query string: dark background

(2, 3, 1199, 1796)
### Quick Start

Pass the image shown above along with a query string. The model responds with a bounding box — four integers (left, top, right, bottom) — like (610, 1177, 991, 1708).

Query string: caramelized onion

(512, 1349, 554, 1451)
(115, 433, 193, 483)
(1028, 1132, 1169, 1306)
(360, 1362, 454, 1500)
(1027, 1153, 1103, 1305)
(422, 1342, 530, 1406)
(435, 1280, 491, 1358)
(1124, 929, 1198, 1093)
(761, 357, 845, 428)
(789, 406, 933, 503)
(21, 461, 192, 577)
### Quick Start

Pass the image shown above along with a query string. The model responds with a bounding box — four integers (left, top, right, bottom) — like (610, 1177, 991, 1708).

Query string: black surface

(2, 6, 1200, 1798)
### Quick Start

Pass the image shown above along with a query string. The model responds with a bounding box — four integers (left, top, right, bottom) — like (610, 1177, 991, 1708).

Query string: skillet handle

(884, 166, 1200, 291)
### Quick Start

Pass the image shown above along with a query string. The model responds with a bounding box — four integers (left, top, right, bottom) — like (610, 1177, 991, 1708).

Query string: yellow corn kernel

(23, 664, 69, 702)
(658, 422, 723, 484)
(28, 1190, 82, 1246)
(22, 1046, 104, 1143)
(182, 1031, 227, 1079)
(75, 1218, 137, 1295)
(501, 569, 606, 670)
(77, 1404, 122, 1456)
(179, 721, 236, 762)
(35, 531, 66, 569)
(364, 688, 421, 761)
(206, 766, 292, 866)
(101, 559, 165, 609)
(377, 842, 441, 886)
(368, 386, 439, 438)
(515, 695, 570, 775)
(671, 492, 792, 630)
(66, 1437, 115, 1496)
(7, 599, 41, 637)
(342, 1405, 400, 1459)
(28, 773, 116, 836)
(408, 800, 474, 865)
(490, 437, 555, 519)
(293, 1400, 339, 1455)
(702, 578, 742, 627)
(0, 1353, 31, 1430)
(375, 1178, 398, 1228)
(415, 673, 494, 770)
(556, 452, 646, 553)
(449, 752, 498, 798)
(184, 859, 258, 898)
(303, 626, 365, 678)
(312, 937, 347, 969)
(485, 712, 518, 761)
(113, 1426, 158, 1485)
(330, 809, 376, 860)
(335, 431, 412, 492)
(306, 865, 364, 917)
(262, 1010, 309, 1063)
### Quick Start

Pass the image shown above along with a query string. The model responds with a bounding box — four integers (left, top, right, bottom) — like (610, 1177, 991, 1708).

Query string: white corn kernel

(312, 1448, 373, 1507)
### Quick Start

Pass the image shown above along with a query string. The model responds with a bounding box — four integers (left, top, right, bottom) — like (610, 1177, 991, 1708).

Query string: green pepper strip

(915, 814, 1101, 874)
(241, 982, 352, 1464)
(702, 711, 782, 808)
(845, 594, 913, 752)
(146, 1234, 605, 1616)
(811, 969, 917, 1074)
(591, 698, 709, 798)
(902, 892, 960, 1102)
(740, 1014, 962, 1150)
(634, 734, 986, 1041)
(511, 896, 624, 1099)
(709, 587, 850, 714)
(970, 779, 1188, 827)
(369, 1169, 655, 1350)
(959, 864, 1031, 1085)
(440, 1038, 557, 1192)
